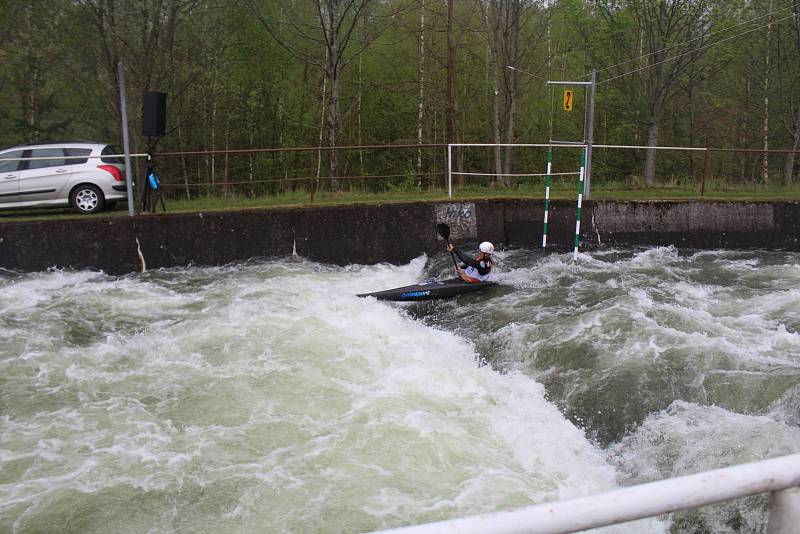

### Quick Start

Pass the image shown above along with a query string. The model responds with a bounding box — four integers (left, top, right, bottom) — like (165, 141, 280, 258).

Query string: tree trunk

(248, 94, 256, 198)
(446, 0, 462, 185)
(480, 3, 502, 186)
(357, 52, 363, 187)
(688, 77, 695, 178)
(784, 107, 800, 186)
(644, 112, 660, 187)
(416, 0, 426, 186)
(325, 6, 341, 190)
(178, 122, 190, 200)
(788, 1, 800, 186)
(276, 94, 286, 193)
(762, 0, 773, 185)
(492, 79, 502, 186)
(210, 84, 217, 189)
(22, 4, 39, 143)
(502, 99, 516, 188)
(502, 8, 520, 188)
(26, 52, 39, 143)
(317, 60, 327, 192)
(445, 0, 456, 144)
(223, 114, 230, 201)
(456, 127, 464, 187)
(740, 77, 751, 183)
(326, 68, 340, 190)
(203, 88, 211, 195)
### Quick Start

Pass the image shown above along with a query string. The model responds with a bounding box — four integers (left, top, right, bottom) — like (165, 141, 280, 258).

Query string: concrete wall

(1, 199, 799, 274)
(592, 201, 800, 250)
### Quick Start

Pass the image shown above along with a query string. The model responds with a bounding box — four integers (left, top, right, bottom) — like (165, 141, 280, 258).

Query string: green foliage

(1, 0, 799, 193)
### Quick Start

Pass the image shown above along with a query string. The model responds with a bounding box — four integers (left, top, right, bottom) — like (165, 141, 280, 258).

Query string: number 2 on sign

(563, 90, 573, 112)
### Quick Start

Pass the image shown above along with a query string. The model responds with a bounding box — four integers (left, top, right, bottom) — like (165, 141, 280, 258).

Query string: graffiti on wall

(435, 202, 477, 241)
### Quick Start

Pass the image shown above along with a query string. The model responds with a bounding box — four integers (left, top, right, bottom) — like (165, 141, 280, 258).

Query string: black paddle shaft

(436, 223, 460, 271)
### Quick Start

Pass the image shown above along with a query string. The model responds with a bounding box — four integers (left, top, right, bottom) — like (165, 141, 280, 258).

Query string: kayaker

(447, 241, 494, 283)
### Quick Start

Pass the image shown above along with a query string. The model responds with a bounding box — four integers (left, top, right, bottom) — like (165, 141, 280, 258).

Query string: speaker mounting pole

(117, 62, 135, 216)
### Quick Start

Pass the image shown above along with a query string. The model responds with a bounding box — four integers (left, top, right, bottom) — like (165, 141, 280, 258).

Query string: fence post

(768, 487, 800, 534)
(447, 144, 452, 198)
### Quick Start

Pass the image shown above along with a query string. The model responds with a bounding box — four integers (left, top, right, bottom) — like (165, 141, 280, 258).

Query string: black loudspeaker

(142, 91, 167, 137)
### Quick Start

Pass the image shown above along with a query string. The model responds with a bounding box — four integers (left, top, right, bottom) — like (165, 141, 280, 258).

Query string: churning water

(1, 247, 799, 533)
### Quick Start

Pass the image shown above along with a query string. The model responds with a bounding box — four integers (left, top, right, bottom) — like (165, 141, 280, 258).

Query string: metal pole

(117, 62, 135, 216)
(584, 69, 596, 201)
(447, 144, 453, 198)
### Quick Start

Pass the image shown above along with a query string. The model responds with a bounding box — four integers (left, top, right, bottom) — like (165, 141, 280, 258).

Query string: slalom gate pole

(573, 150, 586, 261)
(542, 149, 553, 248)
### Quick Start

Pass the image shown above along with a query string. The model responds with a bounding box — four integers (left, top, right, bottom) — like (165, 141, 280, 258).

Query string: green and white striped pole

(573, 150, 586, 261)
(542, 149, 553, 248)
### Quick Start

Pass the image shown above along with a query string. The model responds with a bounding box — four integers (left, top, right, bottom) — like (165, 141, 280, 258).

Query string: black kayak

(357, 277, 496, 301)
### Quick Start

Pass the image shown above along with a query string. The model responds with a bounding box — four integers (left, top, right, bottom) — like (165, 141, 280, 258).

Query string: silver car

(0, 141, 129, 214)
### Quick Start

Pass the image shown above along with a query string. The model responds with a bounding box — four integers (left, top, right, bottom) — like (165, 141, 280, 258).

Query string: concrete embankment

(1, 199, 799, 274)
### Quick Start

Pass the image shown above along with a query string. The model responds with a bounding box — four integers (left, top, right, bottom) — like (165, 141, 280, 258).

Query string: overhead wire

(512, 4, 798, 88)
(588, 1, 799, 80)
(599, 11, 798, 85)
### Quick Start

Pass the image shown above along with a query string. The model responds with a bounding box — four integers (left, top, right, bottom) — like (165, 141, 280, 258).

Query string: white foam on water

(457, 247, 800, 531)
(483, 247, 800, 384)
(608, 401, 800, 533)
(609, 399, 800, 483)
(0, 258, 664, 533)
(768, 384, 800, 426)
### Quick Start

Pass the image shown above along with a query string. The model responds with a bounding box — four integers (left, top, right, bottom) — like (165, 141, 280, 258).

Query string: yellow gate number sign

(563, 89, 574, 112)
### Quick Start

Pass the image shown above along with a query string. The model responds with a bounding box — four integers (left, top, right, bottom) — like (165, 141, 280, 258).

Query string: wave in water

(0, 257, 663, 533)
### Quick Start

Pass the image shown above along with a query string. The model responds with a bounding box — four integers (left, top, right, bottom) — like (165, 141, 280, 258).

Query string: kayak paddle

(436, 223, 460, 271)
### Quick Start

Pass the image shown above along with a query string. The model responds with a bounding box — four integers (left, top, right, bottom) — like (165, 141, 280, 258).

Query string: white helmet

(479, 241, 494, 254)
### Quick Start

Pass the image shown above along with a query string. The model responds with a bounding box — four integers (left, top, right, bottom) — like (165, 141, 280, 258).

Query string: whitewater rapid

(2, 247, 799, 533)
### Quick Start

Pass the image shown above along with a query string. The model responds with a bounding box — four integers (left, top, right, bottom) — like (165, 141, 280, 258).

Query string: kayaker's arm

(450, 246, 480, 269)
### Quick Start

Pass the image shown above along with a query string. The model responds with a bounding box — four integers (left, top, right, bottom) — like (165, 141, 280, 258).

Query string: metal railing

(4, 142, 800, 208)
(446, 143, 587, 198)
(371, 453, 800, 534)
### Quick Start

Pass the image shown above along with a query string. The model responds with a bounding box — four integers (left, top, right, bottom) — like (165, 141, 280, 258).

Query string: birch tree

(77, 0, 203, 143)
(762, 0, 774, 184)
(478, 0, 548, 186)
(0, 1, 72, 144)
(246, 0, 379, 189)
(416, 0, 427, 183)
(591, 0, 714, 186)
(782, 1, 800, 185)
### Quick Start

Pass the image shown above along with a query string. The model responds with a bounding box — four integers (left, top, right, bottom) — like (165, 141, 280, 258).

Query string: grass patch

(2, 182, 800, 223)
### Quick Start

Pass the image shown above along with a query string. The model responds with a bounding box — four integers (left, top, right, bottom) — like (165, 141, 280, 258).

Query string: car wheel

(70, 184, 105, 214)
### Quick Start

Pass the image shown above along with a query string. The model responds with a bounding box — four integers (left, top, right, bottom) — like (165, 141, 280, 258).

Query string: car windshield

(100, 145, 124, 164)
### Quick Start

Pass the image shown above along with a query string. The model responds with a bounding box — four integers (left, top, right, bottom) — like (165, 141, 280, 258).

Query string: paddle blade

(436, 223, 450, 240)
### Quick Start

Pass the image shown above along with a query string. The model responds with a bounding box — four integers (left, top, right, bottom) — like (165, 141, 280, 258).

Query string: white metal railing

(445, 142, 588, 199)
(371, 453, 800, 534)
